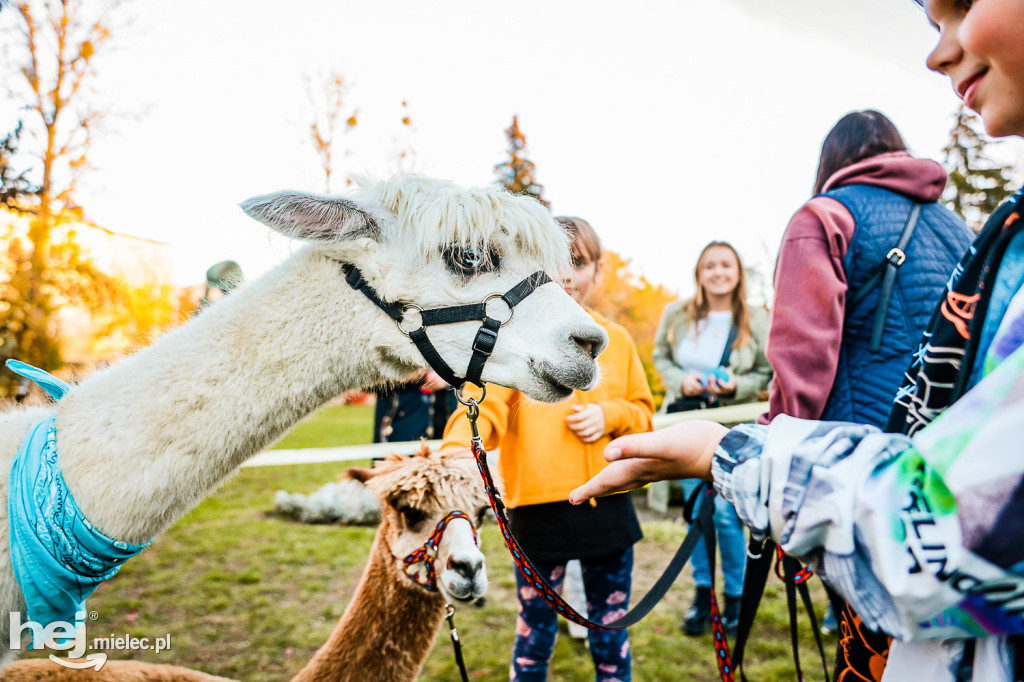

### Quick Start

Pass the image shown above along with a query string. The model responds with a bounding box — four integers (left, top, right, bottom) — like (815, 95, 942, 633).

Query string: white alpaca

(0, 174, 608, 667)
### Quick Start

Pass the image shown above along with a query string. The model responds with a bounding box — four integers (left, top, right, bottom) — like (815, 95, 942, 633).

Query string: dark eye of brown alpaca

(443, 246, 500, 278)
(399, 505, 426, 529)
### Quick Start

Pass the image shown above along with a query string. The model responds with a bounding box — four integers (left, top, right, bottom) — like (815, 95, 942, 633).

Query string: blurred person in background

(652, 240, 771, 637)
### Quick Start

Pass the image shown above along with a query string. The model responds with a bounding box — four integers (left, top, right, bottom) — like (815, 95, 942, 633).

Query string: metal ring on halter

(456, 383, 486, 407)
(746, 541, 763, 560)
(396, 304, 425, 337)
(483, 293, 514, 327)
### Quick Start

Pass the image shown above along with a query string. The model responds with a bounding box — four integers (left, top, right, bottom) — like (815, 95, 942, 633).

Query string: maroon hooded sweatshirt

(763, 151, 948, 423)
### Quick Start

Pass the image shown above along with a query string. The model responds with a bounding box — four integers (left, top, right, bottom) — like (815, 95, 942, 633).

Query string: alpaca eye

(443, 246, 499, 277)
(399, 506, 426, 529)
(476, 506, 490, 527)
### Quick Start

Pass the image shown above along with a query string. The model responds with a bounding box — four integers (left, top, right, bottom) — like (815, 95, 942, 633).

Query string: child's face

(561, 259, 600, 305)
(924, 0, 1024, 138)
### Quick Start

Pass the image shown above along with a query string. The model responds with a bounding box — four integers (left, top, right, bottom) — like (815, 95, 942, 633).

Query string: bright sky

(3, 0, 1022, 298)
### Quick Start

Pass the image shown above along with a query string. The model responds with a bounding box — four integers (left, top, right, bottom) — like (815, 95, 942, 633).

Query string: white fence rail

(243, 402, 767, 469)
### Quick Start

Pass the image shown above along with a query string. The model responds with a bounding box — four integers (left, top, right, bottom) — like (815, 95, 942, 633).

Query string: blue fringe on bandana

(6, 360, 151, 643)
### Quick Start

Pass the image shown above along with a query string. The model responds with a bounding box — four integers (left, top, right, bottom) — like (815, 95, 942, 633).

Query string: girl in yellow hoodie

(443, 217, 653, 682)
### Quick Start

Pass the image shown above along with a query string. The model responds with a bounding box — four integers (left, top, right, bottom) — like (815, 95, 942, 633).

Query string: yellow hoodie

(441, 309, 654, 508)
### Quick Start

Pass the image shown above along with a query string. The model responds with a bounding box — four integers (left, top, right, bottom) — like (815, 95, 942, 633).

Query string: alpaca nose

(571, 327, 608, 359)
(447, 554, 484, 579)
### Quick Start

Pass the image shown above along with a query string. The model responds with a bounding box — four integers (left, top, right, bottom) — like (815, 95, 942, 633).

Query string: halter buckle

(472, 326, 498, 356)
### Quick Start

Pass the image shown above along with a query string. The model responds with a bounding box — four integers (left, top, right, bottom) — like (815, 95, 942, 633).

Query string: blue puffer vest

(820, 184, 974, 428)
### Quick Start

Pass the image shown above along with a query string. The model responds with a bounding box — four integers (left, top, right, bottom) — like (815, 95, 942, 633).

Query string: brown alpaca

(4, 447, 490, 682)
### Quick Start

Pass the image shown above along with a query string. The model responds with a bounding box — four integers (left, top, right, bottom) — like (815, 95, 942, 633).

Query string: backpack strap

(848, 202, 922, 353)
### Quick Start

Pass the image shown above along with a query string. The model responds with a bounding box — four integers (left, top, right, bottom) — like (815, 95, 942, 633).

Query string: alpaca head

(349, 446, 489, 604)
(240, 175, 608, 402)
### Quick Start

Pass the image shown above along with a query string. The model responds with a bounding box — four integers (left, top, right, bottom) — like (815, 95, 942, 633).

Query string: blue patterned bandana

(6, 360, 151, 641)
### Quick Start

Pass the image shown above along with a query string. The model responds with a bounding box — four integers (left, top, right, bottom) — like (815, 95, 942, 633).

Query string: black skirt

(507, 492, 642, 563)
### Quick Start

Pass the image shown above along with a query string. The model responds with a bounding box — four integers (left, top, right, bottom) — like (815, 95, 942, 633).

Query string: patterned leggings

(511, 548, 633, 681)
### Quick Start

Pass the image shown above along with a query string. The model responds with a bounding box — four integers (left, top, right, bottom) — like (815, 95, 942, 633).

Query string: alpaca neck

(54, 249, 419, 542)
(290, 529, 446, 682)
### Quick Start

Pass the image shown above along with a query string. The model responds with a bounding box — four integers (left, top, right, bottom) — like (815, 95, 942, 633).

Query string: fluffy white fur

(0, 174, 607, 668)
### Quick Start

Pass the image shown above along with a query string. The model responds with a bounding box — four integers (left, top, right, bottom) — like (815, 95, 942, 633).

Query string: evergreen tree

(495, 115, 550, 208)
(0, 123, 38, 211)
(943, 105, 1017, 231)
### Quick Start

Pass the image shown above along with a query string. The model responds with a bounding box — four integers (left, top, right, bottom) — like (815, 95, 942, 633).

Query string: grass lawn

(269, 403, 376, 450)
(20, 405, 838, 680)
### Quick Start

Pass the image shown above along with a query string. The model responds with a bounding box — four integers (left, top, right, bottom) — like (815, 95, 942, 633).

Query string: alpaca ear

(347, 467, 377, 483)
(240, 191, 380, 242)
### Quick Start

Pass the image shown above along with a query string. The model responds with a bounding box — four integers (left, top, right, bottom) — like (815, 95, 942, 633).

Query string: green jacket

(652, 301, 772, 409)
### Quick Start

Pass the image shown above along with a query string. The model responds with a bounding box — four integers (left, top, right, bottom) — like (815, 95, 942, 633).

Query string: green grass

(20, 405, 838, 680)
(269, 403, 375, 450)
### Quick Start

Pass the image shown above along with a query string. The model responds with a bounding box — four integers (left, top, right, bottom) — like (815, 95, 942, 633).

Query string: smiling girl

(571, 1, 1024, 679)
(653, 241, 771, 637)
(654, 241, 771, 415)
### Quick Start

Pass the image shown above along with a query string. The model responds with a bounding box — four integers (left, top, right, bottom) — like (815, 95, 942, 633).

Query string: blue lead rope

(5, 360, 151, 644)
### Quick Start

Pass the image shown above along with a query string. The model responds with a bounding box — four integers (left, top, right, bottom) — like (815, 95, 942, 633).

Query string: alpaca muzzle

(398, 510, 480, 593)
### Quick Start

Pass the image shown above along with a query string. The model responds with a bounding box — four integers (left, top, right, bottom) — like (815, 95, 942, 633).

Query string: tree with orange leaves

(1, 0, 128, 390)
(590, 251, 677, 407)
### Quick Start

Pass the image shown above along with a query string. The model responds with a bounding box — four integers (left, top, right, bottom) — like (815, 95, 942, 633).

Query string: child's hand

(568, 421, 729, 505)
(566, 404, 606, 443)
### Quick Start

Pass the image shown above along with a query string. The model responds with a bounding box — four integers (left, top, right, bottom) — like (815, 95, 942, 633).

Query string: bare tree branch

(306, 70, 358, 193)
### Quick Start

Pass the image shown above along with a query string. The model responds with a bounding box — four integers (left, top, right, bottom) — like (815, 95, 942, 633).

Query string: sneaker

(682, 586, 712, 636)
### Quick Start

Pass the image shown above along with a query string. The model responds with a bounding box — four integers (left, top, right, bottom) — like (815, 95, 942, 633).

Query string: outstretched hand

(568, 420, 730, 505)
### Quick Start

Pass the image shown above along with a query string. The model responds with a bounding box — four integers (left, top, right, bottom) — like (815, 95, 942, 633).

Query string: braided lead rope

(463, 396, 726, 647)
(710, 592, 736, 682)
(469, 437, 611, 628)
(689, 483, 737, 682)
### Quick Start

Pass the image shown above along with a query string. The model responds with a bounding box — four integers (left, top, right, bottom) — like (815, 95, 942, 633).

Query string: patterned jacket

(713, 230, 1024, 682)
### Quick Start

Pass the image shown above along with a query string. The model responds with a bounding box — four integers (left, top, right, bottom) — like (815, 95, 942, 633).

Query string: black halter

(341, 262, 553, 389)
